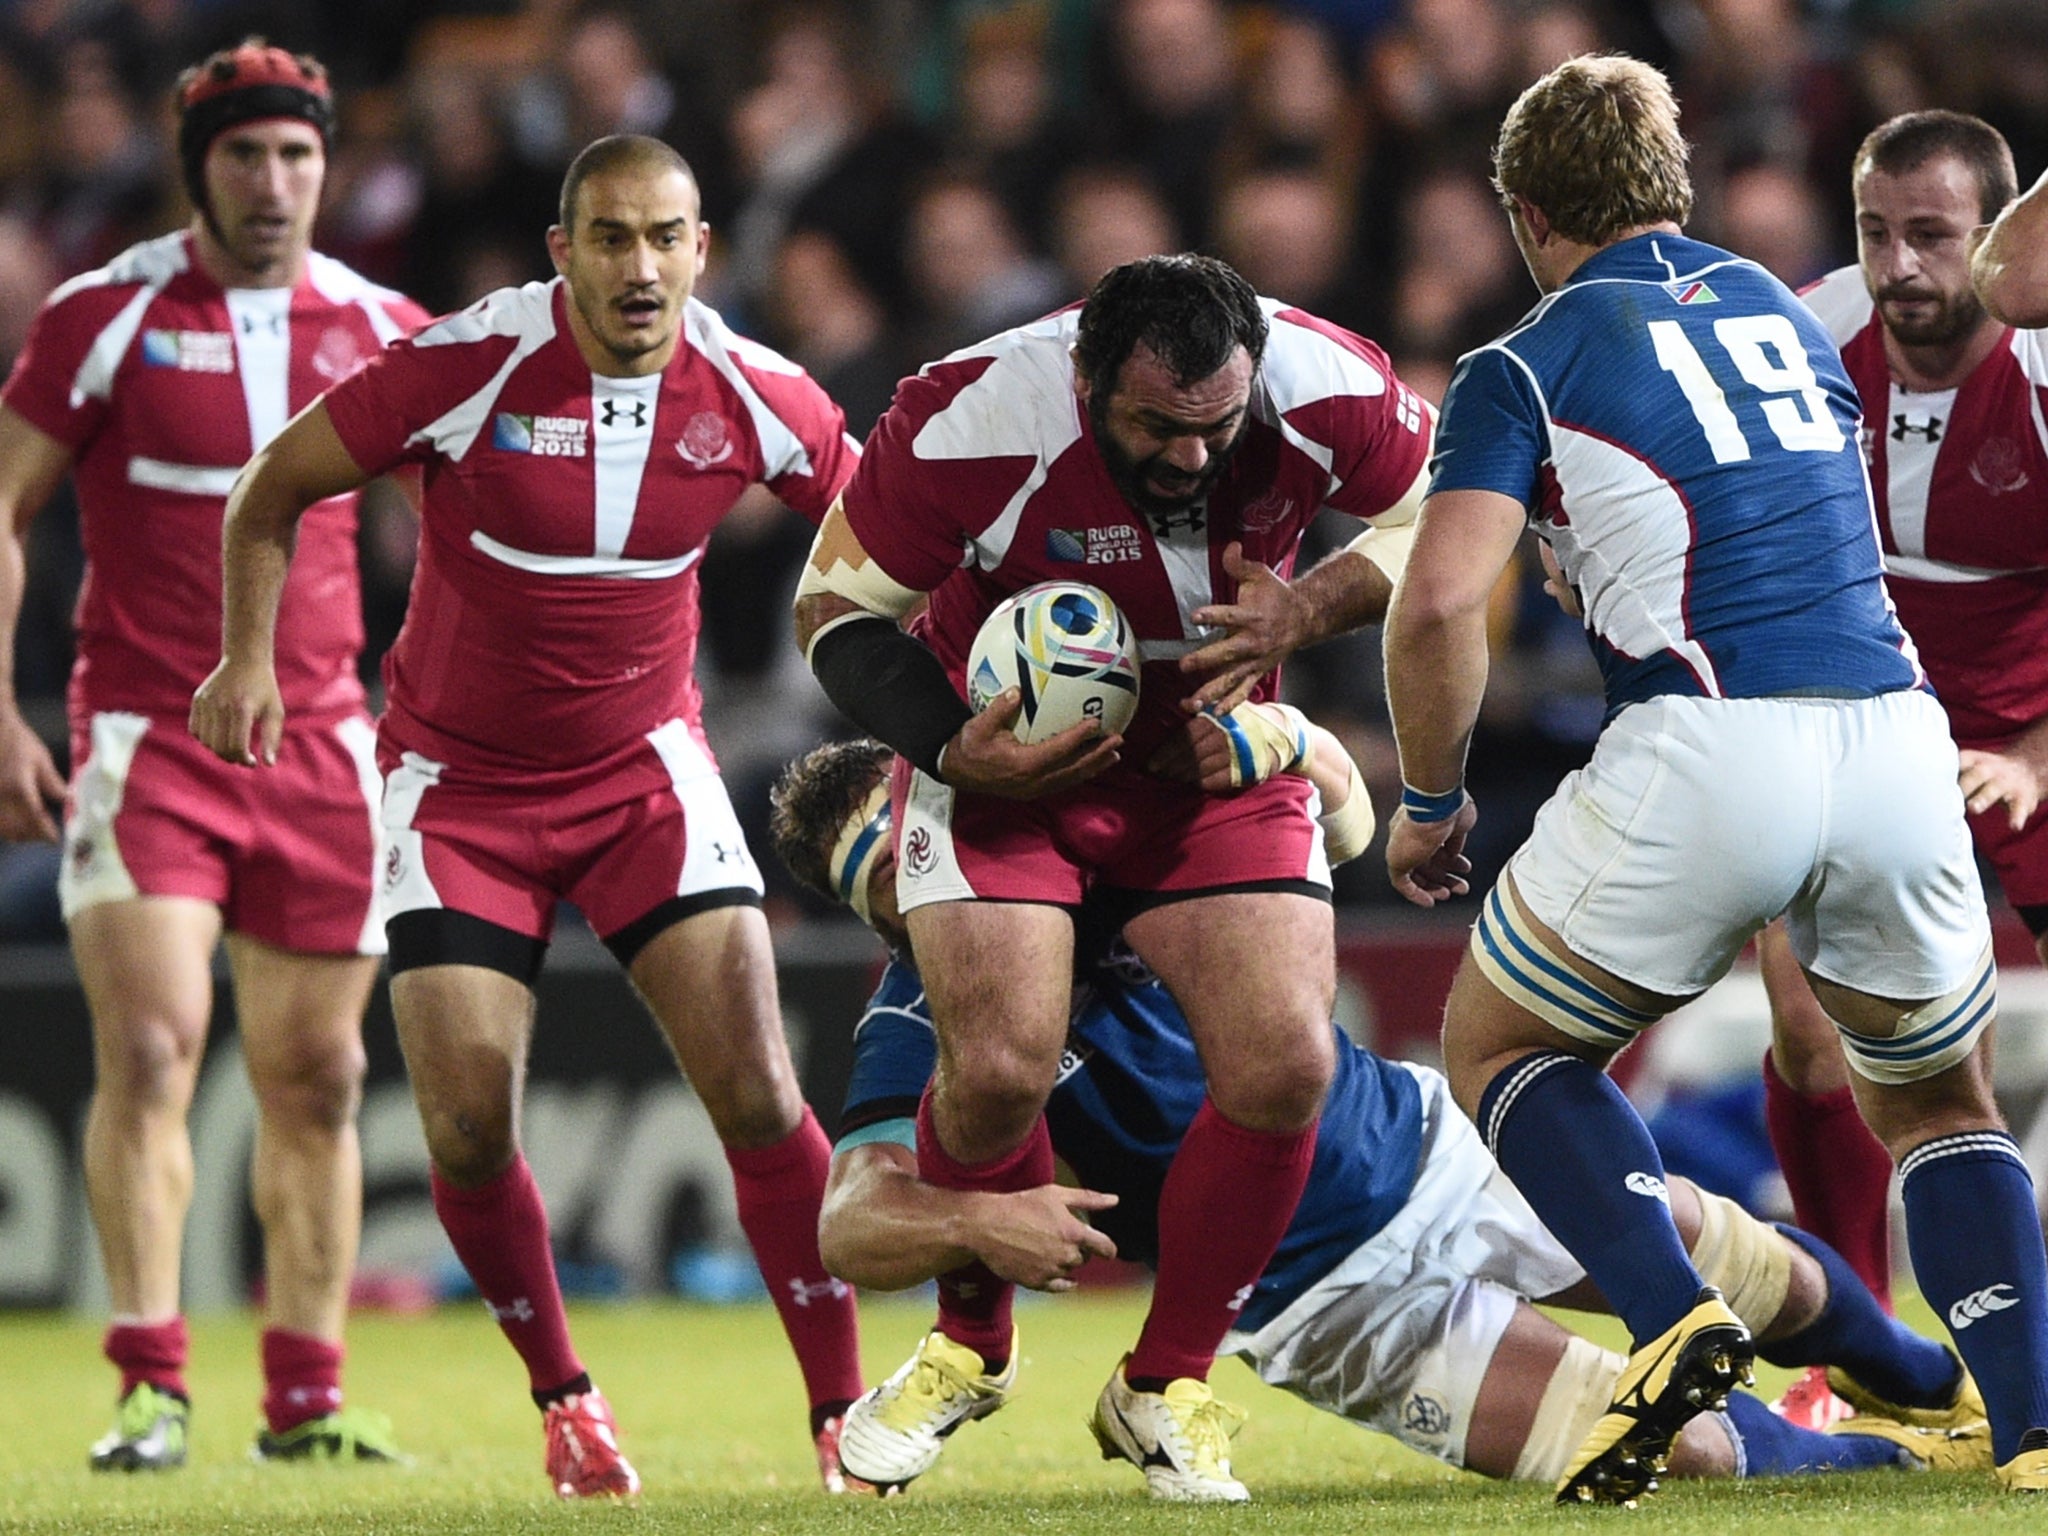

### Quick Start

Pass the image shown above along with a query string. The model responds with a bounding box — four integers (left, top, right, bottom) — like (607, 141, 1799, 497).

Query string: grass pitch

(0, 1289, 2034, 1534)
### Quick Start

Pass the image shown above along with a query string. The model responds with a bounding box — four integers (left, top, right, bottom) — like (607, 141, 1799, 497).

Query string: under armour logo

(237, 311, 286, 337)
(1624, 1171, 1670, 1203)
(1226, 1281, 1255, 1313)
(1147, 504, 1206, 538)
(788, 1276, 852, 1307)
(485, 1296, 536, 1323)
(1892, 414, 1942, 443)
(600, 397, 649, 428)
(1950, 1283, 2018, 1329)
(712, 841, 741, 864)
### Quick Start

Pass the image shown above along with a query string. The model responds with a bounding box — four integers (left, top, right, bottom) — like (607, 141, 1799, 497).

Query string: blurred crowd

(3, 0, 2045, 936)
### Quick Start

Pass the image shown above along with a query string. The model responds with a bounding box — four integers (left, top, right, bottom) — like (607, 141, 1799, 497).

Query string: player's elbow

(1980, 264, 2048, 329)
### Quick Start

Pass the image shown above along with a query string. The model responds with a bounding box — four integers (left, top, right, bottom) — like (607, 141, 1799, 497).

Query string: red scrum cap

(175, 38, 335, 209)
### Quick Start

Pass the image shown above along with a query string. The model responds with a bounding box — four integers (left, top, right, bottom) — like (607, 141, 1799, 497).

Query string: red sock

(726, 1107, 864, 1412)
(104, 1316, 189, 1400)
(260, 1328, 343, 1434)
(915, 1087, 1053, 1364)
(1128, 1099, 1317, 1384)
(1762, 1050, 1894, 1312)
(430, 1157, 586, 1393)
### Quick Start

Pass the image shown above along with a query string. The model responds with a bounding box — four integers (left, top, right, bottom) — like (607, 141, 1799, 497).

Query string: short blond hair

(1493, 55, 1693, 246)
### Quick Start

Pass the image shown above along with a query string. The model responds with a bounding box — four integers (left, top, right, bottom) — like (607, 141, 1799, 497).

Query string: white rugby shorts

(1221, 1063, 1585, 1471)
(1505, 690, 1989, 1001)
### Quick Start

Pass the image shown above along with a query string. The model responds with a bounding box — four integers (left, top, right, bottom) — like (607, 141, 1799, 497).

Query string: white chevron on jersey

(406, 281, 561, 461)
(55, 233, 190, 408)
(1546, 420, 1719, 692)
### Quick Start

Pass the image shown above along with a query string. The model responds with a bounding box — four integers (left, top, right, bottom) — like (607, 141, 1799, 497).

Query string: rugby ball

(965, 580, 1141, 744)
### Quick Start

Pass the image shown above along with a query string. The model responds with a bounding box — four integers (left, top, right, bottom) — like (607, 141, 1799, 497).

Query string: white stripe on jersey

(226, 288, 293, 451)
(690, 309, 815, 482)
(468, 530, 704, 580)
(1548, 420, 1720, 692)
(59, 233, 189, 407)
(591, 375, 661, 559)
(127, 457, 240, 496)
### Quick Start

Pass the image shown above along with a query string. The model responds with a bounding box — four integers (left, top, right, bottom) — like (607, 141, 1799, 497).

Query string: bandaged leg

(1680, 1182, 1791, 1336)
(1828, 943, 1994, 1085)
(1470, 885, 1662, 1051)
(1510, 1334, 1623, 1484)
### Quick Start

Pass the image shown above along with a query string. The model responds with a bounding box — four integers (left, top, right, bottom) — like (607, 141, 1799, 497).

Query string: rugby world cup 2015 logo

(493, 412, 588, 456)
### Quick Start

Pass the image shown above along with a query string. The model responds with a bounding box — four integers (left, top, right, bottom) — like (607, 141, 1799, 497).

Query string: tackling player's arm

(821, 1138, 1118, 1292)
(794, 501, 1121, 798)
(0, 406, 76, 841)
(1180, 458, 1429, 712)
(1971, 165, 2048, 328)
(1146, 699, 1377, 860)
(1382, 487, 1525, 907)
(189, 399, 370, 767)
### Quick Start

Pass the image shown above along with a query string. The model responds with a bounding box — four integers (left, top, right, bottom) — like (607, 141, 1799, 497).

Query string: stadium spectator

(1974, 163, 2048, 327)
(0, 39, 425, 1471)
(1384, 55, 2048, 1501)
(793, 252, 1433, 1500)
(1715, 157, 1836, 289)
(901, 169, 1064, 359)
(1088, 0, 1239, 244)
(775, 731, 1991, 1490)
(1762, 108, 2048, 1426)
(1048, 162, 1180, 294)
(1210, 164, 1367, 337)
(188, 135, 864, 1499)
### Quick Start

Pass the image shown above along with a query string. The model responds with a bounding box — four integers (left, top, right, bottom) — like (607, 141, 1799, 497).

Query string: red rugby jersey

(840, 303, 1431, 758)
(1805, 267, 2048, 744)
(322, 281, 858, 776)
(2, 230, 426, 724)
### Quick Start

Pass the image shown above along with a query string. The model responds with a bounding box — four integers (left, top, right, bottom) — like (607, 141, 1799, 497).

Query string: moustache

(1877, 286, 1944, 305)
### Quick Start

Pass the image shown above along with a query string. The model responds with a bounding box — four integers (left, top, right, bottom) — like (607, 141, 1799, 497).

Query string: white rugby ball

(965, 580, 1141, 744)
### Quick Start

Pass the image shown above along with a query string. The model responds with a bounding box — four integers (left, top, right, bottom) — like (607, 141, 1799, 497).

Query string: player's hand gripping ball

(966, 580, 1141, 745)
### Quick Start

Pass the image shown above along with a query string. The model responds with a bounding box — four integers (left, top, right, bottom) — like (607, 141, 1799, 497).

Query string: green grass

(0, 1290, 2032, 1533)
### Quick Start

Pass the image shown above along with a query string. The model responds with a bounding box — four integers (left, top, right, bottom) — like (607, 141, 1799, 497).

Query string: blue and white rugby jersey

(835, 954, 1425, 1333)
(1430, 231, 1923, 716)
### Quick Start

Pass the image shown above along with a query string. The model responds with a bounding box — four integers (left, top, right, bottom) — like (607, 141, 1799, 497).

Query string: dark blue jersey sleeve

(835, 956, 936, 1152)
(1427, 343, 1547, 509)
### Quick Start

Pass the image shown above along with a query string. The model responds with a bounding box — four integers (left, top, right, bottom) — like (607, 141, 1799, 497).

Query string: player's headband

(177, 43, 334, 208)
(827, 781, 893, 928)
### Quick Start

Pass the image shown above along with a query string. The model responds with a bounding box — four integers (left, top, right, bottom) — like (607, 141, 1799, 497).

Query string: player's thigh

(1124, 888, 1336, 1123)
(68, 894, 222, 1093)
(1507, 697, 1818, 998)
(628, 904, 800, 1144)
(223, 933, 377, 1120)
(387, 962, 537, 1135)
(230, 716, 384, 958)
(1758, 918, 1846, 1090)
(905, 895, 1075, 1091)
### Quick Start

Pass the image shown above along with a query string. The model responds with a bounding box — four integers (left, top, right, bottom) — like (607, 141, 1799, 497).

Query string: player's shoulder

(302, 250, 431, 330)
(681, 296, 806, 381)
(891, 308, 1082, 459)
(1796, 265, 1876, 342)
(1258, 300, 1411, 420)
(405, 279, 560, 354)
(40, 231, 191, 318)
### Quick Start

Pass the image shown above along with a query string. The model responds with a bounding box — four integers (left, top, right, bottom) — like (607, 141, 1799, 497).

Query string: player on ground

(772, 731, 1989, 1490)
(0, 39, 423, 1471)
(1762, 111, 2048, 1427)
(1384, 55, 2048, 1503)
(793, 253, 1432, 1501)
(189, 135, 864, 1499)
(1973, 162, 2048, 328)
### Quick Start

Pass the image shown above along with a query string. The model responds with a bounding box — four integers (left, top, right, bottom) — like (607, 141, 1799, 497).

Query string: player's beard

(1088, 390, 1245, 522)
(1876, 280, 1986, 349)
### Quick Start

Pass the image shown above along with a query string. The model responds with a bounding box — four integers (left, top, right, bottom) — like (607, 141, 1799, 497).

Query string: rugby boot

(814, 1410, 876, 1494)
(1770, 1364, 1855, 1429)
(1826, 1355, 1984, 1432)
(835, 1328, 1015, 1494)
(1999, 1427, 2048, 1491)
(543, 1386, 639, 1499)
(1831, 1415, 1992, 1472)
(89, 1382, 189, 1472)
(1089, 1356, 1249, 1502)
(1556, 1287, 1754, 1506)
(253, 1405, 406, 1463)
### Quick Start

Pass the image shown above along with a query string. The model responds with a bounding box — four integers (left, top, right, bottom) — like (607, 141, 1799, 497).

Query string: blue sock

(1900, 1130, 2048, 1464)
(1719, 1391, 1903, 1475)
(1761, 1225, 1959, 1407)
(1476, 1051, 1702, 1342)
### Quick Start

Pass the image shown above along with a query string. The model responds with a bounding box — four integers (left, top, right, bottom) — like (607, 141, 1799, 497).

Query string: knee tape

(1510, 1332, 1625, 1484)
(1470, 884, 1661, 1049)
(1832, 943, 1995, 1086)
(1682, 1180, 1791, 1333)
